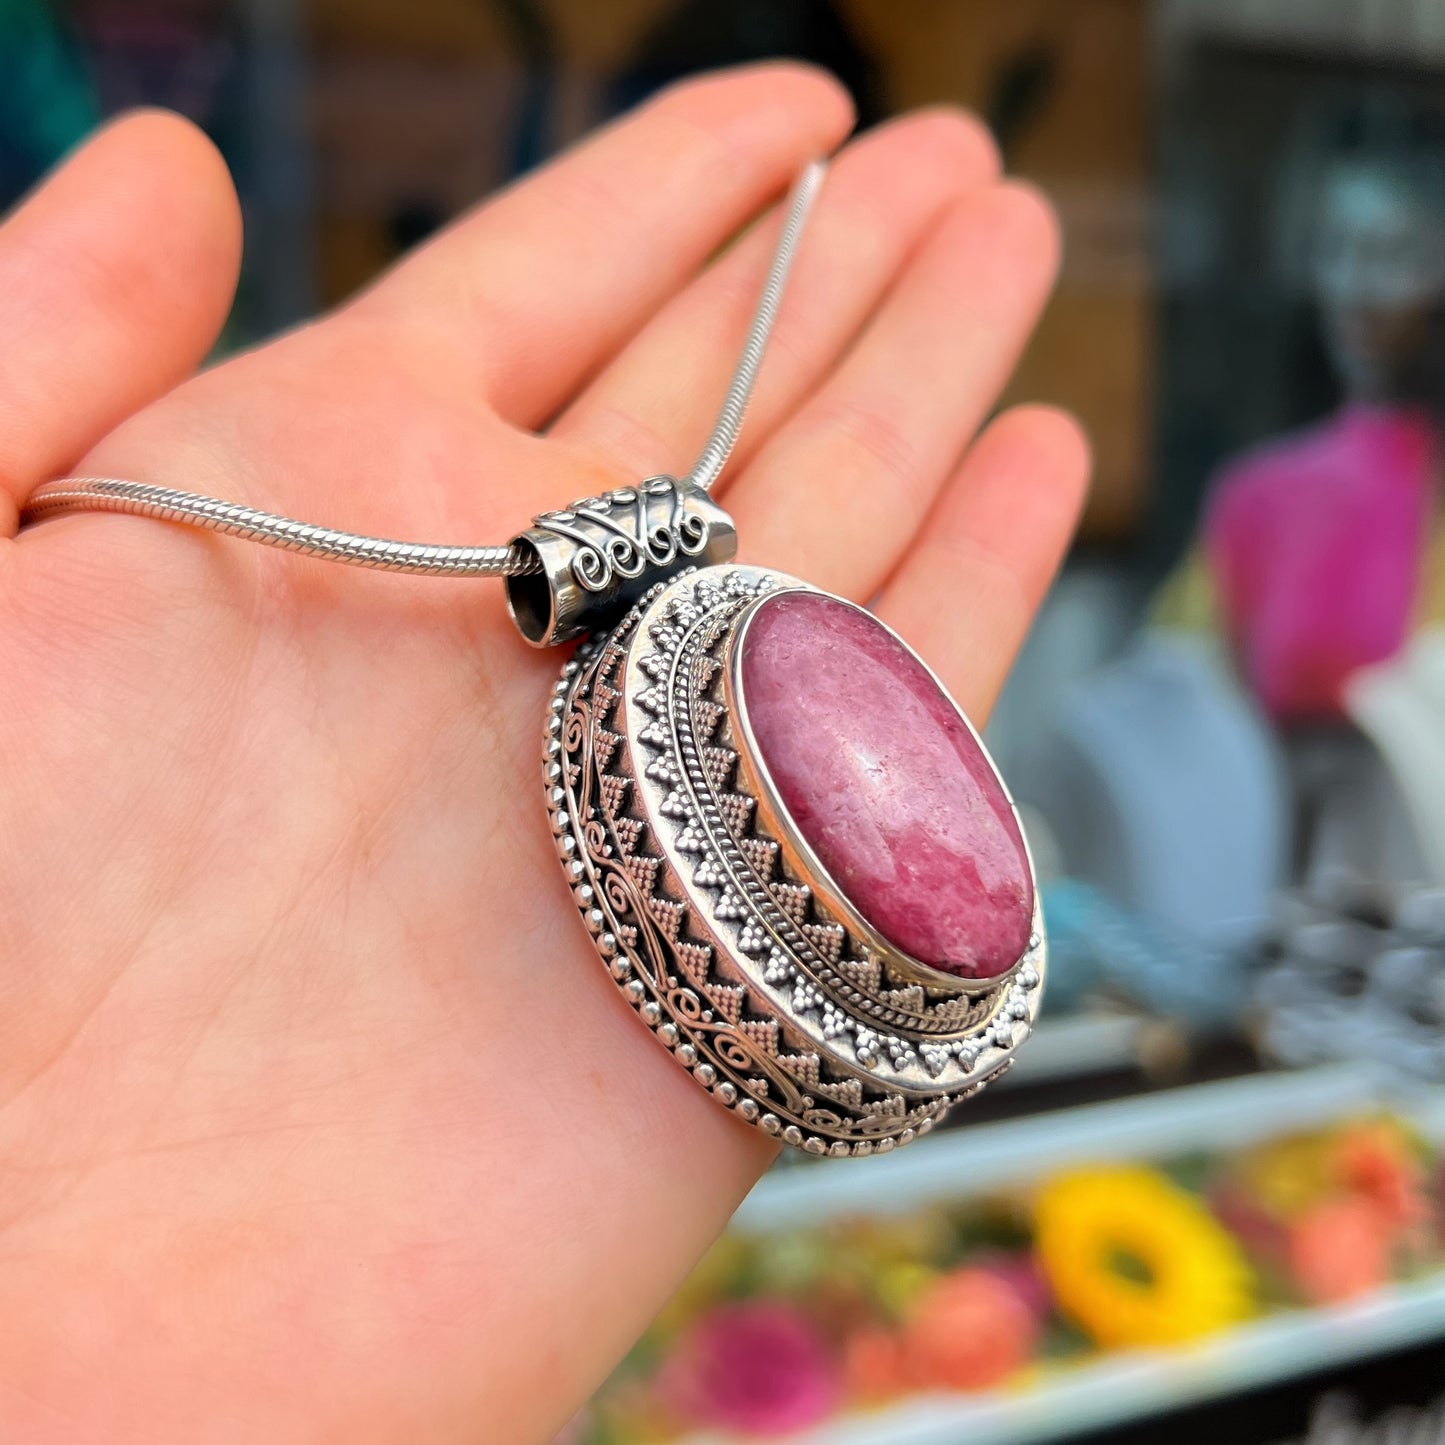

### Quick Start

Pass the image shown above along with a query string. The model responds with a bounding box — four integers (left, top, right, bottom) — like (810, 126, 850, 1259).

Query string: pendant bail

(505, 475, 737, 646)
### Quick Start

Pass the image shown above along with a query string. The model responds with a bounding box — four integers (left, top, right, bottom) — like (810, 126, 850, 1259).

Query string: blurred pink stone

(1287, 1196, 1390, 1305)
(978, 1251, 1053, 1322)
(904, 1267, 1041, 1390)
(740, 591, 1033, 979)
(661, 1301, 840, 1435)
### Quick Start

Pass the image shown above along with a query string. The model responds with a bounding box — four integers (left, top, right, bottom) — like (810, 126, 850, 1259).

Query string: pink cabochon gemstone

(738, 591, 1033, 980)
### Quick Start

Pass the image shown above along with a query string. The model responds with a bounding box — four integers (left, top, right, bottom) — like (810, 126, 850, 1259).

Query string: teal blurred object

(1042, 878, 1251, 1027)
(0, 0, 100, 201)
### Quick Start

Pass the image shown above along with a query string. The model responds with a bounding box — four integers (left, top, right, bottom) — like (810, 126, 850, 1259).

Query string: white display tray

(738, 1062, 1412, 1231)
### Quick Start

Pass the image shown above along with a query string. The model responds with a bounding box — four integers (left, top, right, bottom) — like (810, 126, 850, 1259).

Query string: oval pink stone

(738, 591, 1033, 980)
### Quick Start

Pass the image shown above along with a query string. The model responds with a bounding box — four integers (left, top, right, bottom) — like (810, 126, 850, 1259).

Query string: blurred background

(7, 1, 1445, 1441)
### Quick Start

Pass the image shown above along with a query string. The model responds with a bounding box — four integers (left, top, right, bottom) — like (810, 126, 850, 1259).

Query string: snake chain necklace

(22, 162, 1044, 1156)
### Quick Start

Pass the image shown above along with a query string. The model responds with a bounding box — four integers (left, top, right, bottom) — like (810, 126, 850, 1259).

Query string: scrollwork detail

(533, 478, 712, 594)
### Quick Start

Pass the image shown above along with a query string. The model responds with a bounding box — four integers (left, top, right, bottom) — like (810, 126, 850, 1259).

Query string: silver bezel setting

(545, 564, 1046, 1155)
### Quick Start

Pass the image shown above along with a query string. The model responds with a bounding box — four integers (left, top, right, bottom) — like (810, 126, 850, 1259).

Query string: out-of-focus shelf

(997, 1010, 1150, 1086)
(738, 1063, 1394, 1233)
(681, 1275, 1445, 1445)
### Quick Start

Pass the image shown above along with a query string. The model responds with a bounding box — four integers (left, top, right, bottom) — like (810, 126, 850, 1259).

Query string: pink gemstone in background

(738, 591, 1033, 980)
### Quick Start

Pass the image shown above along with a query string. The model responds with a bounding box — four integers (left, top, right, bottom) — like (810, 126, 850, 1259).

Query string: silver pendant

(21, 160, 1048, 1158)
(544, 561, 1045, 1156)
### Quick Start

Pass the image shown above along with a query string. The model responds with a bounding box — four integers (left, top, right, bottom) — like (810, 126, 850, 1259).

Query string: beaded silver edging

(546, 564, 1046, 1155)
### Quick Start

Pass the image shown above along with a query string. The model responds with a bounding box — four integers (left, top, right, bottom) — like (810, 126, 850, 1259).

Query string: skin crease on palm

(0, 63, 1087, 1445)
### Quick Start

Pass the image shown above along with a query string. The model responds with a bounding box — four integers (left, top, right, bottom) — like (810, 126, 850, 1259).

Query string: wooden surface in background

(307, 0, 1153, 540)
(844, 0, 1152, 539)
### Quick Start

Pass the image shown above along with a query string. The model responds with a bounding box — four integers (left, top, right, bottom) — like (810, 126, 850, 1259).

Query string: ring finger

(727, 180, 1061, 601)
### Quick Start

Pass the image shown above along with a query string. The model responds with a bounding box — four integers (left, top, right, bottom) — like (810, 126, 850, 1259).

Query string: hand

(0, 66, 1086, 1444)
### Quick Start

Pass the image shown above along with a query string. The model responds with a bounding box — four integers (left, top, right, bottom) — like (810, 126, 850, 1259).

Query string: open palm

(0, 66, 1085, 1444)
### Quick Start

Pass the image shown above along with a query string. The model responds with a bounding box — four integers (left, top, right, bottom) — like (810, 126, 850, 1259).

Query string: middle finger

(548, 109, 1000, 481)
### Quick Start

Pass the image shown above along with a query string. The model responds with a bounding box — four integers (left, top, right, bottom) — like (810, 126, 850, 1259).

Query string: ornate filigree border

(544, 566, 1046, 1155)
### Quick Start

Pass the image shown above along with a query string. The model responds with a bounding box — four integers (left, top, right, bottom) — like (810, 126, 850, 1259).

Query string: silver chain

(684, 158, 823, 492)
(19, 161, 826, 578)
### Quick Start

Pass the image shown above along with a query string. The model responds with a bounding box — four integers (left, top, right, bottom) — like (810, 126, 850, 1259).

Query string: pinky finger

(872, 404, 1090, 726)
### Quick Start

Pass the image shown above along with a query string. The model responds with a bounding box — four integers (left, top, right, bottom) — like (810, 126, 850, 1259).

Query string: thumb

(0, 110, 242, 538)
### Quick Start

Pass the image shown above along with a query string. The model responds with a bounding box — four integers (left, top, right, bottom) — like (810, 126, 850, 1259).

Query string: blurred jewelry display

(1255, 883, 1445, 1084)
(19, 163, 1045, 1155)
